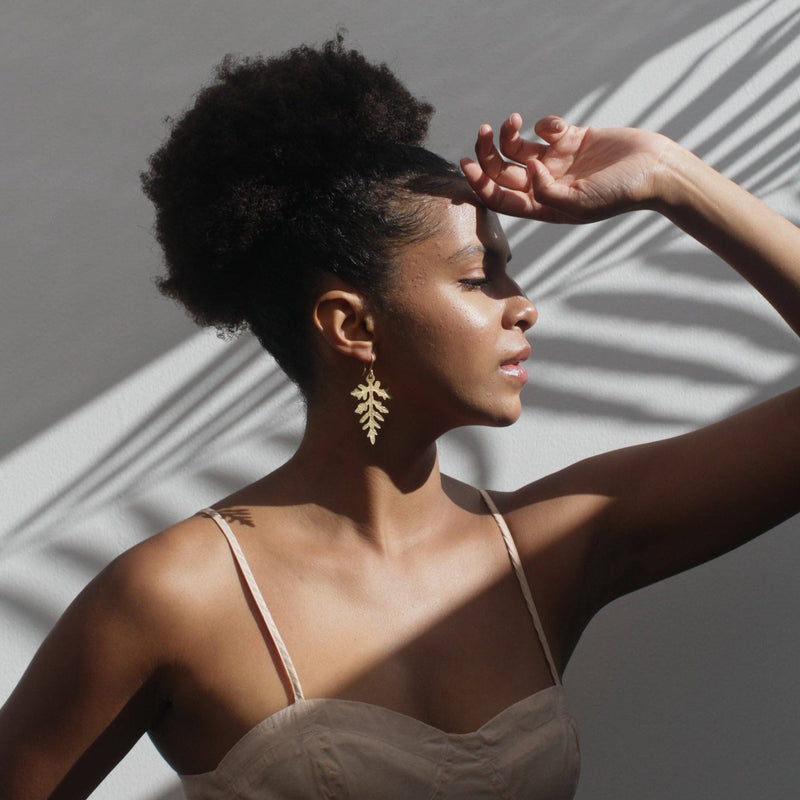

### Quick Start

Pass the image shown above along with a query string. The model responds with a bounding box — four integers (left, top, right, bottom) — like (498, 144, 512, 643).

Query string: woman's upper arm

(0, 540, 175, 800)
(588, 385, 800, 606)
(503, 386, 800, 660)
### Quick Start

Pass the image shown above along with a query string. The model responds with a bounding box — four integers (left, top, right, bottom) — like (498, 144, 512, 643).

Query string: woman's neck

(251, 409, 454, 555)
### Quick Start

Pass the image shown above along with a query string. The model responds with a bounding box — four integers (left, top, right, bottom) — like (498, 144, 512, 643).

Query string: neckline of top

(180, 684, 570, 780)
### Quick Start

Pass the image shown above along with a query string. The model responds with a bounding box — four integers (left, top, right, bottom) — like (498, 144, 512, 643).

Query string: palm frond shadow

(7, 0, 798, 577)
(49, 541, 112, 578)
(511, 1, 800, 280)
(5, 337, 302, 552)
(512, 209, 673, 302)
(143, 786, 183, 800)
(523, 385, 690, 426)
(533, 336, 750, 384)
(727, 362, 800, 412)
(0, 586, 60, 635)
(565, 291, 796, 352)
(660, 14, 800, 152)
(642, 250, 744, 283)
(630, 1, 800, 135)
(503, 0, 800, 430)
(439, 427, 494, 489)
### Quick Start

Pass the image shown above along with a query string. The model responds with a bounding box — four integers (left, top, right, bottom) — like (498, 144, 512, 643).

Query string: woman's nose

(516, 298, 538, 332)
(506, 286, 538, 332)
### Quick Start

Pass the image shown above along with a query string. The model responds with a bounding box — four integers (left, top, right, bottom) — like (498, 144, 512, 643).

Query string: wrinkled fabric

(180, 687, 579, 799)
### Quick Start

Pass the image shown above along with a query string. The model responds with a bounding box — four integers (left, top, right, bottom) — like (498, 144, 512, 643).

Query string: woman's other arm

(0, 541, 174, 800)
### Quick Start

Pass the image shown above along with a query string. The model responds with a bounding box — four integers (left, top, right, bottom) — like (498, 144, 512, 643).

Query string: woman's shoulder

(441, 469, 599, 667)
(0, 512, 250, 792)
(442, 463, 606, 546)
(90, 511, 238, 641)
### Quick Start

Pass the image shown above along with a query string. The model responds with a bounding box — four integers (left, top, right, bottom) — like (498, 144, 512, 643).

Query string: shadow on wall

(3, 0, 799, 643)
(504, 0, 800, 424)
(0, 0, 771, 459)
(0, 1, 798, 798)
(443, 0, 800, 469)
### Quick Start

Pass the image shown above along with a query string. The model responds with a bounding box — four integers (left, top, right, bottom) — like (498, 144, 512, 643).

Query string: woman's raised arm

(463, 115, 800, 649)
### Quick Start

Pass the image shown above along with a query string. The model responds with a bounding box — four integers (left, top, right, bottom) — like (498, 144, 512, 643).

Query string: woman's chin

(481, 400, 523, 428)
(493, 412, 521, 428)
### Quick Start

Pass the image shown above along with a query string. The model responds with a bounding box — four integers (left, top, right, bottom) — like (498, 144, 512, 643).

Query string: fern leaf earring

(350, 357, 391, 445)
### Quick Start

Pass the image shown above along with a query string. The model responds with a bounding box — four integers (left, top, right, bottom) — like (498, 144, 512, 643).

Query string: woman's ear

(312, 289, 375, 363)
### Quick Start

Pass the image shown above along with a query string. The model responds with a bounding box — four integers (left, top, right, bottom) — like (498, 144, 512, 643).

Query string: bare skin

(1, 117, 798, 798)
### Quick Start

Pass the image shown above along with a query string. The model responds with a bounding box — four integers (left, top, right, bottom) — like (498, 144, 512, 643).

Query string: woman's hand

(461, 113, 676, 223)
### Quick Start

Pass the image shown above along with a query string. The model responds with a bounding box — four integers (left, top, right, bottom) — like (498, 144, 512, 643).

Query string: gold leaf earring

(350, 357, 391, 445)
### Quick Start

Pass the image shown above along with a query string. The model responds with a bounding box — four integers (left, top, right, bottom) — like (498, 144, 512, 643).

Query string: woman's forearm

(655, 143, 800, 337)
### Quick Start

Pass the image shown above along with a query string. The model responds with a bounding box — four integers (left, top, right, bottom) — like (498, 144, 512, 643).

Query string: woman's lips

(500, 362, 529, 382)
(500, 345, 531, 383)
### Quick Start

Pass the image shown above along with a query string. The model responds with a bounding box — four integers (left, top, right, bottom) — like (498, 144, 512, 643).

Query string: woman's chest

(152, 528, 557, 773)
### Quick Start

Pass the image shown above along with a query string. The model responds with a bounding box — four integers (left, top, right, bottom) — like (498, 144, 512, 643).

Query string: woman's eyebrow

(447, 243, 510, 262)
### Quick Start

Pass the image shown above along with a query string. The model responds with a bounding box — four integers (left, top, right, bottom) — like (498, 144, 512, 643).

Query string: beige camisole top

(181, 490, 580, 799)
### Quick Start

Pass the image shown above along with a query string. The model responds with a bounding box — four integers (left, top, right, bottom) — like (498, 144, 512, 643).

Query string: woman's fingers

(474, 124, 504, 177)
(461, 114, 587, 222)
(461, 156, 574, 222)
(533, 115, 569, 144)
(460, 157, 533, 216)
(499, 113, 548, 163)
(474, 124, 530, 191)
(528, 157, 569, 206)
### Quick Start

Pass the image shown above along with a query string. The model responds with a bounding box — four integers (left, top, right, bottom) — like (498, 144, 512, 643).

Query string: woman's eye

(459, 277, 489, 290)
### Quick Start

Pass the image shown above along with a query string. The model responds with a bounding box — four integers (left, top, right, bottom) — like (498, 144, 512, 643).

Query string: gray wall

(1, 1, 799, 798)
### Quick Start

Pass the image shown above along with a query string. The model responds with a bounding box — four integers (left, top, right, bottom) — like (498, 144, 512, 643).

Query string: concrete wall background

(1, 1, 798, 797)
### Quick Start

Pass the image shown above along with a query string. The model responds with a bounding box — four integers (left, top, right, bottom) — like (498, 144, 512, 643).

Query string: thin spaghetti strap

(478, 489, 561, 686)
(199, 508, 305, 702)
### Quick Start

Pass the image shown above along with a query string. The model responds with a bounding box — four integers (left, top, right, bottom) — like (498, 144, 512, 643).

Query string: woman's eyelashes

(459, 276, 490, 290)
(456, 250, 510, 291)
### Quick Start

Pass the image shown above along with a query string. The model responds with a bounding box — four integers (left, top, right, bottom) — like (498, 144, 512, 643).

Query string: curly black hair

(142, 37, 462, 391)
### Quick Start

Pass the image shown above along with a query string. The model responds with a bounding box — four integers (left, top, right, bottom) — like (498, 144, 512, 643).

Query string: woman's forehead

(393, 196, 509, 280)
(438, 194, 508, 252)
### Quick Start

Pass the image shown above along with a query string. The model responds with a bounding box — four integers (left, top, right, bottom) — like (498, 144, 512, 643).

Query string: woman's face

(377, 190, 537, 433)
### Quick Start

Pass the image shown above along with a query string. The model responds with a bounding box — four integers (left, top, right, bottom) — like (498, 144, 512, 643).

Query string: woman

(0, 38, 797, 799)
